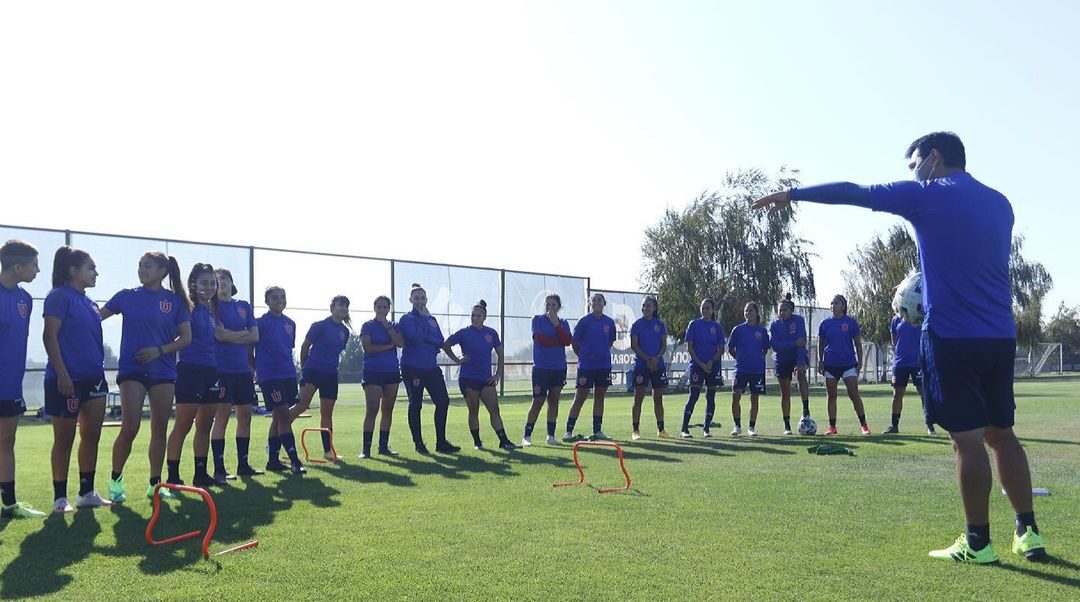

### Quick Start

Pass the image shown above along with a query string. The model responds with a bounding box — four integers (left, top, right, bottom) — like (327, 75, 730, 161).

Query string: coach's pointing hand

(751, 190, 791, 213)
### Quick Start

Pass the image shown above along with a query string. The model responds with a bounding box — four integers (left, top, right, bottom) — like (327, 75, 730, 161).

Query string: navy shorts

(261, 378, 298, 411)
(632, 367, 668, 389)
(175, 363, 220, 404)
(300, 368, 339, 400)
(575, 369, 612, 390)
(363, 370, 402, 387)
(0, 398, 27, 418)
(921, 331, 1015, 432)
(116, 372, 174, 390)
(44, 375, 108, 418)
(688, 364, 723, 388)
(458, 377, 495, 397)
(217, 372, 258, 405)
(532, 368, 567, 399)
(776, 360, 806, 380)
(892, 366, 922, 390)
(823, 365, 858, 381)
(732, 371, 766, 395)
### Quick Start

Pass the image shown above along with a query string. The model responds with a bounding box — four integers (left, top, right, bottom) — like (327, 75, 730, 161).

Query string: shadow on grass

(629, 439, 790, 456)
(0, 510, 100, 599)
(320, 460, 418, 487)
(1017, 437, 1080, 447)
(996, 555, 1080, 590)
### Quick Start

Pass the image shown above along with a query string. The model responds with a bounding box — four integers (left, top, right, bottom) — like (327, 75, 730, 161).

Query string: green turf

(1, 377, 1078, 601)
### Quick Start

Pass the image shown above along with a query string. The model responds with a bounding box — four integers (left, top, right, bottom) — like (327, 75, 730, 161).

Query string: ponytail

(166, 256, 189, 310)
(331, 295, 352, 328)
(51, 246, 91, 289)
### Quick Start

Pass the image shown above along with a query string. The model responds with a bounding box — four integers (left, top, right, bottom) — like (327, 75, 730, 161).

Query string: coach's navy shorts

(44, 375, 108, 419)
(632, 367, 668, 389)
(733, 371, 766, 395)
(575, 369, 612, 390)
(217, 372, 257, 405)
(300, 368, 339, 400)
(921, 331, 1015, 432)
(689, 363, 723, 388)
(892, 366, 922, 390)
(532, 368, 566, 399)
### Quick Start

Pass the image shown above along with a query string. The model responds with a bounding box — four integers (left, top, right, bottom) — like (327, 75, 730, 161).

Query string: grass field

(1, 377, 1078, 601)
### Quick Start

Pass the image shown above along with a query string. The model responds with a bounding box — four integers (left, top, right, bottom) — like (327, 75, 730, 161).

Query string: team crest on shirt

(709, 327, 716, 335)
(17, 302, 29, 319)
(284, 323, 294, 335)
(271, 390, 282, 403)
(484, 334, 493, 344)
(160, 301, 172, 313)
(429, 318, 437, 328)
(755, 332, 762, 340)
(789, 323, 797, 334)
(841, 323, 849, 332)
(602, 325, 610, 333)
(238, 307, 247, 319)
(653, 324, 661, 333)
(67, 398, 79, 412)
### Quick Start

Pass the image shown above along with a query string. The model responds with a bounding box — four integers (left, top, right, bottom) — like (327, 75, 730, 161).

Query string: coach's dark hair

(331, 295, 352, 327)
(145, 251, 188, 308)
(644, 296, 660, 319)
(906, 131, 966, 170)
(214, 268, 239, 296)
(0, 240, 38, 270)
(52, 246, 91, 289)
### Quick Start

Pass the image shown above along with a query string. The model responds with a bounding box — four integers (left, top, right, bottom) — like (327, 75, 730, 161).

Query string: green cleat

(1, 501, 47, 519)
(108, 476, 127, 503)
(147, 485, 176, 500)
(929, 534, 999, 564)
(1011, 527, 1047, 560)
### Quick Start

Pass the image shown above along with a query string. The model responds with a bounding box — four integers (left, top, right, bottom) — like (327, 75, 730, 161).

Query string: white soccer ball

(892, 271, 924, 326)
(797, 416, 817, 436)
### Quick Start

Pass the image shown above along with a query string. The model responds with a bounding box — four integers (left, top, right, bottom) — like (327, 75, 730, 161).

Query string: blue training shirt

(891, 315, 921, 369)
(180, 304, 217, 367)
(0, 283, 32, 399)
(446, 325, 502, 381)
(532, 314, 571, 371)
(573, 313, 617, 371)
(685, 318, 726, 364)
(818, 315, 861, 367)
(304, 317, 350, 373)
(215, 299, 256, 374)
(630, 317, 667, 370)
(729, 322, 770, 374)
(769, 315, 807, 366)
(104, 287, 191, 379)
(43, 285, 104, 381)
(255, 312, 297, 381)
(399, 310, 444, 370)
(791, 172, 1015, 339)
(360, 319, 400, 373)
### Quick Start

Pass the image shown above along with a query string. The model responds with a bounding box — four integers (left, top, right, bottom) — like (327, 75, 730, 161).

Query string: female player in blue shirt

(630, 297, 670, 439)
(101, 251, 192, 502)
(522, 294, 572, 446)
(885, 313, 935, 435)
(165, 263, 223, 487)
(443, 300, 516, 451)
(565, 292, 617, 441)
(680, 298, 726, 438)
(728, 302, 771, 436)
(0, 240, 44, 519)
(399, 284, 460, 454)
(43, 246, 112, 512)
(289, 295, 352, 460)
(254, 286, 305, 474)
(817, 295, 870, 436)
(358, 295, 403, 458)
(769, 294, 811, 435)
(210, 268, 262, 480)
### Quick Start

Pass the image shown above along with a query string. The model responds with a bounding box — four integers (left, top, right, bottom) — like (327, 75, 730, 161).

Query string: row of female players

(0, 239, 929, 519)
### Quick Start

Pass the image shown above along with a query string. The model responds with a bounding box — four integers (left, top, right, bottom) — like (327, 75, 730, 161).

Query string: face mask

(913, 154, 936, 183)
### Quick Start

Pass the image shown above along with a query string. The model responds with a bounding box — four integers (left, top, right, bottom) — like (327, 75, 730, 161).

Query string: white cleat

(53, 497, 74, 514)
(545, 435, 560, 445)
(521, 436, 533, 447)
(702, 430, 713, 438)
(680, 431, 693, 439)
(748, 427, 758, 437)
(631, 431, 642, 441)
(731, 426, 741, 437)
(783, 429, 793, 435)
(75, 490, 114, 509)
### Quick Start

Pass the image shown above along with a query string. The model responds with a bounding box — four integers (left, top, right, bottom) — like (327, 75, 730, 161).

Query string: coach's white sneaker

(521, 436, 533, 447)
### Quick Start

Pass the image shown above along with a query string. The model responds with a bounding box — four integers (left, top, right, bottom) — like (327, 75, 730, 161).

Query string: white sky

(2, 1, 1075, 313)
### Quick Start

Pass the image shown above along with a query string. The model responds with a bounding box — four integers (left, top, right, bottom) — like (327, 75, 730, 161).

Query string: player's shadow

(321, 460, 417, 488)
(631, 439, 791, 456)
(576, 445, 690, 463)
(996, 556, 1080, 589)
(276, 472, 342, 509)
(0, 509, 104, 599)
(382, 452, 518, 480)
(1017, 437, 1080, 447)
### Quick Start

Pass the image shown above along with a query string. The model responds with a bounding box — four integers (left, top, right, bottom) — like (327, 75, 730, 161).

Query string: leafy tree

(1045, 303, 1080, 366)
(339, 334, 365, 383)
(843, 224, 918, 346)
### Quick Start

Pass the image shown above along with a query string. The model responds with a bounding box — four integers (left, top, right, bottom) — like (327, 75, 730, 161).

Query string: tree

(640, 168, 816, 339)
(1045, 303, 1080, 366)
(1010, 234, 1053, 353)
(843, 224, 919, 347)
(339, 334, 365, 384)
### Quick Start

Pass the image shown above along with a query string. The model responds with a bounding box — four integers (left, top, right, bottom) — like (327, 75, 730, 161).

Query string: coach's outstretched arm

(751, 182, 873, 212)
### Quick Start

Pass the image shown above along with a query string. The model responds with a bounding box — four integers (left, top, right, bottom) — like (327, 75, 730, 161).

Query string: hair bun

(784, 293, 792, 301)
(478, 299, 487, 309)
(411, 282, 422, 288)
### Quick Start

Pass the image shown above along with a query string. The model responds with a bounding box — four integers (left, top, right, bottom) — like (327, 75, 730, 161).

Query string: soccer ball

(892, 271, 924, 326)
(797, 416, 817, 436)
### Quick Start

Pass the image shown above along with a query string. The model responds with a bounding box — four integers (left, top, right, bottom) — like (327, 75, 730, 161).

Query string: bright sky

(2, 1, 1075, 313)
